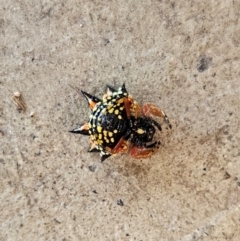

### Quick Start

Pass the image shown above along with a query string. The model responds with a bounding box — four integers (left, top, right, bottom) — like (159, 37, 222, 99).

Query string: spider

(70, 84, 171, 162)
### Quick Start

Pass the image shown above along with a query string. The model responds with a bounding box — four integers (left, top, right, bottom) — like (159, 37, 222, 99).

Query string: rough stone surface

(1, 0, 240, 240)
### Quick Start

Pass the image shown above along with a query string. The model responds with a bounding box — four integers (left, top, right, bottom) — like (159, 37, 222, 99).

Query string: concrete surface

(1, 0, 240, 240)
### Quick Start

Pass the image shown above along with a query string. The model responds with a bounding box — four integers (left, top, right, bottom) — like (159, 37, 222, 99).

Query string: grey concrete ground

(1, 0, 240, 240)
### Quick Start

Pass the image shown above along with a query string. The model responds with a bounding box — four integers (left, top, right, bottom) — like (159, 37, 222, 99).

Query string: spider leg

(122, 98, 132, 118)
(130, 100, 141, 117)
(114, 96, 140, 119)
(108, 138, 129, 155)
(130, 141, 161, 159)
(105, 128, 131, 155)
(142, 103, 172, 129)
(151, 119, 162, 131)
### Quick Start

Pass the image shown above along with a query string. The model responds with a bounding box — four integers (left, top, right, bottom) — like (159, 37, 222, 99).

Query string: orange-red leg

(130, 101, 141, 117)
(142, 103, 172, 129)
(115, 97, 140, 118)
(130, 142, 160, 159)
(122, 98, 131, 118)
(107, 137, 129, 154)
(118, 96, 141, 118)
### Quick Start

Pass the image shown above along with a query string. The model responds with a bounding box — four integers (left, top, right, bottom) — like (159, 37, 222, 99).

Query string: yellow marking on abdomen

(108, 108, 114, 113)
(97, 126, 102, 133)
(103, 130, 108, 136)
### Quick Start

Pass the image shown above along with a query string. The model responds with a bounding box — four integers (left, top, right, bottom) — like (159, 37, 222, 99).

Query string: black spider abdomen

(99, 113, 130, 148)
(101, 113, 128, 133)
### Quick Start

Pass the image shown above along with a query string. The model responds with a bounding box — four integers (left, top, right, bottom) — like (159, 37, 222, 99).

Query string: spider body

(70, 84, 171, 162)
